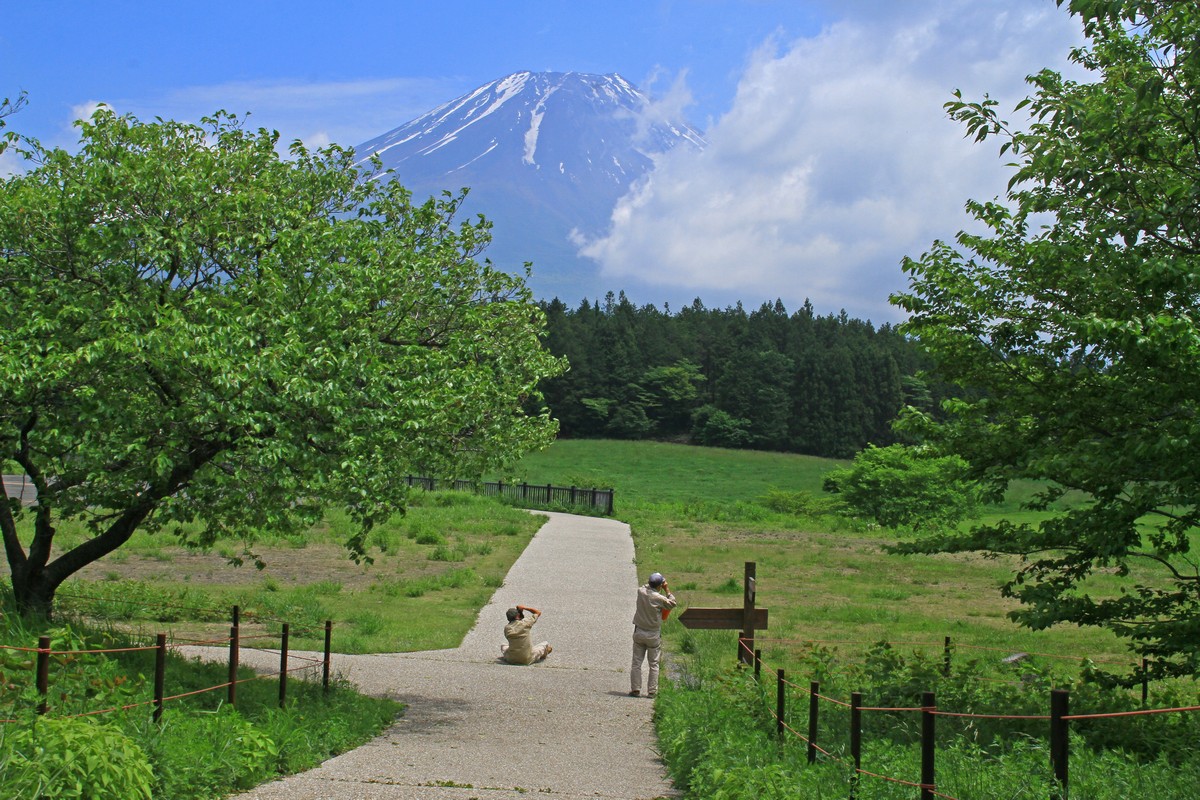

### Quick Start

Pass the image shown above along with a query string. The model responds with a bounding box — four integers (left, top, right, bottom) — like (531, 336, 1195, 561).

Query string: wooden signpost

(677, 561, 768, 664)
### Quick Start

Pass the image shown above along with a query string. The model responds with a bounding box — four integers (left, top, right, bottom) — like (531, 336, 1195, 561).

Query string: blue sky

(2, 1, 1085, 321)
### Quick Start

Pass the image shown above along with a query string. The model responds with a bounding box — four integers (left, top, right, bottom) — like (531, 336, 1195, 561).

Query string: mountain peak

(353, 71, 704, 300)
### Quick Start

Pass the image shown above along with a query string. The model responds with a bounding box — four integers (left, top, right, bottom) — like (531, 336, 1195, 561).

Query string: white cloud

(71, 100, 107, 124)
(577, 0, 1085, 322)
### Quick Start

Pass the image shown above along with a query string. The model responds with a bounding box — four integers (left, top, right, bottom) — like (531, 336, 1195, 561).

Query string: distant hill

(353, 71, 704, 303)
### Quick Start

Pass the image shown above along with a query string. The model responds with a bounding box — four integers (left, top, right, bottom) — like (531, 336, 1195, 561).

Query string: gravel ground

(182, 511, 678, 800)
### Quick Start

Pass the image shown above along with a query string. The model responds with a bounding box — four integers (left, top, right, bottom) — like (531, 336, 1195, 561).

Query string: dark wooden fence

(3, 604, 333, 726)
(404, 476, 614, 515)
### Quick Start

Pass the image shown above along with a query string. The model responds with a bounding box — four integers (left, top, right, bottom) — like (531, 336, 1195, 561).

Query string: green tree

(892, 1, 1200, 679)
(822, 445, 976, 531)
(0, 109, 563, 615)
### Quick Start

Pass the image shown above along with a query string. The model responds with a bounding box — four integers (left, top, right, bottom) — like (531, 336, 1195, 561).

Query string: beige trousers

(501, 641, 551, 664)
(631, 627, 662, 695)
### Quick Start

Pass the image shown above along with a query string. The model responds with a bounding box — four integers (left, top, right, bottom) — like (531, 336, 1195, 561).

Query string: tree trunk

(10, 564, 59, 619)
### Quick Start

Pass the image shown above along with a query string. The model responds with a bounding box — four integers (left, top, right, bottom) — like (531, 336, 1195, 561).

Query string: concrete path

(186, 512, 677, 800)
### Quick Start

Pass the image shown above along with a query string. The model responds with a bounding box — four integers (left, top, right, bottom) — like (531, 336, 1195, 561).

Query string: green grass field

(519, 439, 1133, 672)
(7, 437, 1198, 799)
(21, 437, 1143, 668)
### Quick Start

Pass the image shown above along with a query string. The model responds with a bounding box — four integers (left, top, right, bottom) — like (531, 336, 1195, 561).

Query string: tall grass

(514, 439, 1200, 799)
(659, 633, 1200, 799)
(0, 591, 400, 799)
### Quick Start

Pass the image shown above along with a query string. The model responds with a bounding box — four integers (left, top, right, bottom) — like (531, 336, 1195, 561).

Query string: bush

(0, 717, 154, 799)
(822, 444, 977, 531)
(144, 706, 277, 797)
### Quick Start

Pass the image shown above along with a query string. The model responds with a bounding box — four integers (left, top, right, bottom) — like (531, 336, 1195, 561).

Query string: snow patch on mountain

(352, 71, 706, 301)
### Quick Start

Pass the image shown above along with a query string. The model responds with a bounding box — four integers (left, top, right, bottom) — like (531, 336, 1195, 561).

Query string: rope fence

(734, 635, 1198, 799)
(2, 608, 337, 725)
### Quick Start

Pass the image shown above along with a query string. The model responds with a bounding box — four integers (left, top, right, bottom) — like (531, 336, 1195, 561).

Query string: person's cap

(506, 607, 520, 622)
(649, 572, 665, 587)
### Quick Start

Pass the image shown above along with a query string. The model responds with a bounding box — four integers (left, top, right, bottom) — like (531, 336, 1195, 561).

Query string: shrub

(822, 444, 977, 531)
(0, 717, 154, 800)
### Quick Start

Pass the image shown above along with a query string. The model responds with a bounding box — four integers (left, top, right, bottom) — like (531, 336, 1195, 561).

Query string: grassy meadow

(6, 438, 1198, 798)
(513, 439, 1133, 671)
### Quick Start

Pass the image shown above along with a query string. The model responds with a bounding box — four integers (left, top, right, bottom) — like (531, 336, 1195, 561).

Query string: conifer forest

(539, 293, 938, 459)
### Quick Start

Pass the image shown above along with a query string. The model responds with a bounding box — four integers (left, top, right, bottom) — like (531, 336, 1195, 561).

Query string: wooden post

(1050, 689, 1069, 799)
(36, 635, 50, 715)
(776, 668, 786, 738)
(227, 626, 239, 707)
(942, 636, 952, 677)
(153, 633, 167, 723)
(323, 620, 333, 693)
(806, 681, 820, 764)
(279, 623, 289, 708)
(850, 692, 862, 800)
(740, 561, 757, 665)
(232, 604, 240, 628)
(921, 691, 936, 800)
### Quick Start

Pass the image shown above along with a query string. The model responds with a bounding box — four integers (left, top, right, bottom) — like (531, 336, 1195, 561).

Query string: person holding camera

(630, 572, 677, 697)
(500, 604, 552, 665)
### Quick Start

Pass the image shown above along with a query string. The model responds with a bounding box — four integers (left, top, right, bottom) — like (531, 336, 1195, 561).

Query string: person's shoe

(647, 692, 657, 698)
(628, 689, 640, 696)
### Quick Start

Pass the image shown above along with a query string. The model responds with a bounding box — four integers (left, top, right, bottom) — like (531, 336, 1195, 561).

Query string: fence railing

(404, 476, 615, 515)
(1, 604, 333, 725)
(734, 637, 1200, 800)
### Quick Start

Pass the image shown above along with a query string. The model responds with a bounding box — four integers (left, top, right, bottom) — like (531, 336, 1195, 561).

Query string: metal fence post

(807, 681, 820, 764)
(921, 691, 936, 800)
(776, 668, 786, 738)
(1051, 689, 1070, 799)
(323, 620, 333, 693)
(850, 691, 862, 800)
(279, 623, 289, 708)
(943, 636, 952, 677)
(36, 635, 50, 715)
(228, 626, 239, 707)
(754, 648, 762, 679)
(153, 633, 167, 723)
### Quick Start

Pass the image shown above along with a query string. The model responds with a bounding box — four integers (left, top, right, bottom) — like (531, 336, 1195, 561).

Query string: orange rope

(160, 683, 232, 702)
(45, 644, 159, 656)
(1064, 704, 1200, 720)
(933, 710, 1050, 720)
(859, 704, 926, 713)
(61, 698, 157, 719)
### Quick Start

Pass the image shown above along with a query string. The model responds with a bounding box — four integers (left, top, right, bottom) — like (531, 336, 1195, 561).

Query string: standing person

(501, 604, 552, 665)
(630, 572, 677, 697)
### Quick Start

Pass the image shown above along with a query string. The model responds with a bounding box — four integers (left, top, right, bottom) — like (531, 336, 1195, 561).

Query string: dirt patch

(74, 544, 382, 590)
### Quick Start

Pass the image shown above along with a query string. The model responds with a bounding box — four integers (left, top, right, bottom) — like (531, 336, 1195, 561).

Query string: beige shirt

(632, 585, 677, 633)
(503, 615, 538, 664)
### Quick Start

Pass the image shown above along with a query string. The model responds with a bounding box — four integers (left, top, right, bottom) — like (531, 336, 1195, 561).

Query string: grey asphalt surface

(182, 511, 677, 800)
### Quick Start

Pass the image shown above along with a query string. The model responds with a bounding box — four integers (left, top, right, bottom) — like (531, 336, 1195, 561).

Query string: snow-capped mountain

(353, 71, 704, 301)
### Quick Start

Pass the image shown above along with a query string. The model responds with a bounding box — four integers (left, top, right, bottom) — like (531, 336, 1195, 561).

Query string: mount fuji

(353, 71, 705, 303)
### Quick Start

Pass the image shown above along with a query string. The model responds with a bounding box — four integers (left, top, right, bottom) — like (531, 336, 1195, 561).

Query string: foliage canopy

(822, 444, 977, 531)
(892, 1, 1200, 679)
(0, 109, 562, 613)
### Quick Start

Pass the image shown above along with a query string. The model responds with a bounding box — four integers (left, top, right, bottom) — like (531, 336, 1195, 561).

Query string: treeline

(538, 293, 938, 459)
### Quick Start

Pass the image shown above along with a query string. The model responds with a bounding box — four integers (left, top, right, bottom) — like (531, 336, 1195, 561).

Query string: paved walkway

(185, 512, 677, 800)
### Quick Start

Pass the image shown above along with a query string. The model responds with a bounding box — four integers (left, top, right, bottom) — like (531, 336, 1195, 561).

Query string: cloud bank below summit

(578, 1, 1084, 322)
